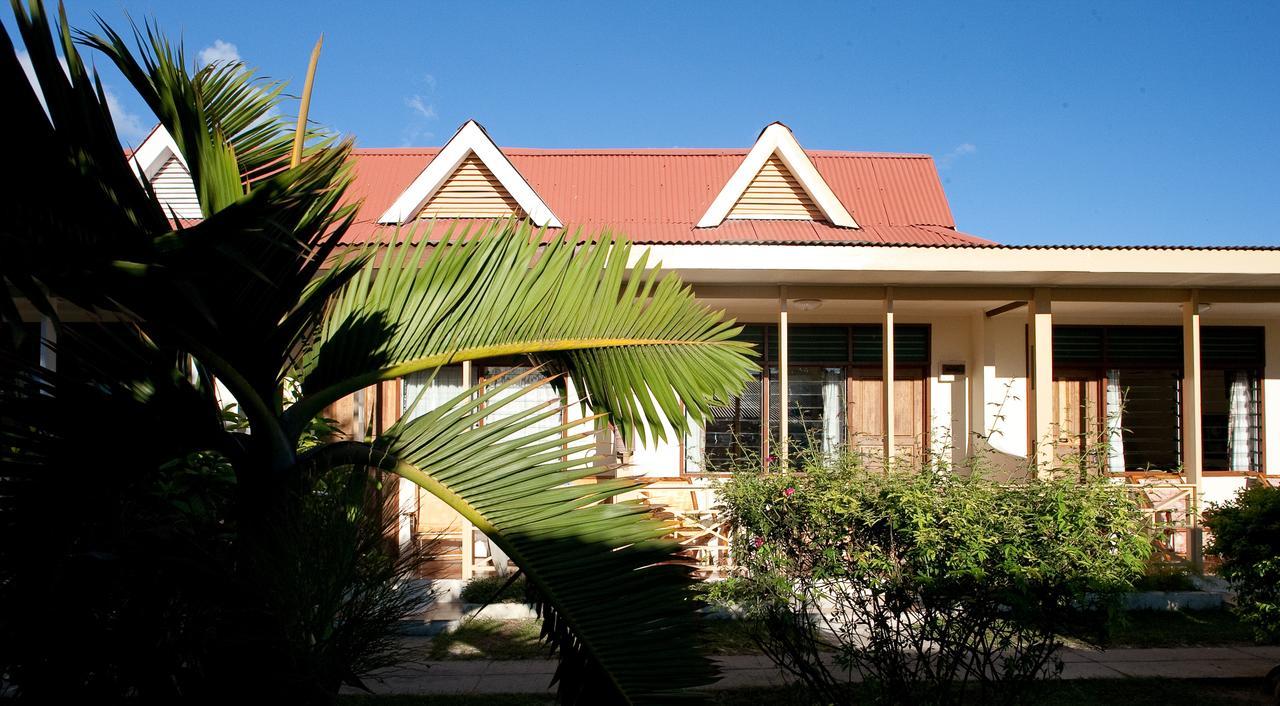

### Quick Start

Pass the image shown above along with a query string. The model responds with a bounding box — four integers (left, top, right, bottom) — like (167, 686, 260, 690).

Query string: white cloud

(198, 39, 240, 66)
(104, 89, 150, 143)
(406, 95, 437, 120)
(399, 126, 435, 147)
(938, 142, 977, 169)
(18, 49, 151, 144)
(423, 73, 437, 91)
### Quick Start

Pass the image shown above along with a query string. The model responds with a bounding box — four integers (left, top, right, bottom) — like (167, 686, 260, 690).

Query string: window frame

(685, 323, 932, 474)
(1050, 324, 1266, 476)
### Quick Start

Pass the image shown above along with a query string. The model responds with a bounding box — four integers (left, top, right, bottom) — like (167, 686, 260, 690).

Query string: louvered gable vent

(420, 152, 524, 219)
(152, 155, 201, 219)
(727, 154, 823, 221)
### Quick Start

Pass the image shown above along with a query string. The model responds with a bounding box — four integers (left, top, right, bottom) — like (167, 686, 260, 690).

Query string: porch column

(778, 286, 790, 464)
(968, 313, 986, 457)
(1027, 288, 1054, 475)
(460, 360, 475, 579)
(1182, 291, 1204, 570)
(883, 288, 896, 463)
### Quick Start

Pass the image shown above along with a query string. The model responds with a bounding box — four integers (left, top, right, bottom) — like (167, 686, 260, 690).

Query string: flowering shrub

(709, 453, 1151, 705)
(1204, 484, 1280, 644)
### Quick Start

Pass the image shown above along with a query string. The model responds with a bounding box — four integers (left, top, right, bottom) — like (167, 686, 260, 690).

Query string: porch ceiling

(707, 298, 1280, 322)
(642, 244, 1280, 290)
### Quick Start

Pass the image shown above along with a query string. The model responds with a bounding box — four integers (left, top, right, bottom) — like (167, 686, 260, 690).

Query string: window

(688, 323, 929, 471)
(1202, 327, 1265, 472)
(1051, 325, 1264, 473)
(402, 365, 466, 420)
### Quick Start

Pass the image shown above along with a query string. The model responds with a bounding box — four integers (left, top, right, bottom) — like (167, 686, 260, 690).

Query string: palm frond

(361, 372, 717, 704)
(0, 1, 168, 330)
(291, 221, 757, 445)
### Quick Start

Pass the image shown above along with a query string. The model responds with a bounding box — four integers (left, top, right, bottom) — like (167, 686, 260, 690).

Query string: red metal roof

(341, 147, 993, 246)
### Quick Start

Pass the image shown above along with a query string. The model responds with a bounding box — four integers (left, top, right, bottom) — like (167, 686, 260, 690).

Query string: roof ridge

(349, 146, 934, 159)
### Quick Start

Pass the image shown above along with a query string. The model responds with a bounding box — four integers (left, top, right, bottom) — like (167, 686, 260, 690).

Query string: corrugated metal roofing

(341, 147, 990, 246)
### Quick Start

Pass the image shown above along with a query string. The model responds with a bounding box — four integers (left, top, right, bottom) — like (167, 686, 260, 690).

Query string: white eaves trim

(377, 120, 563, 228)
(127, 124, 188, 181)
(696, 122, 858, 229)
(127, 125, 203, 220)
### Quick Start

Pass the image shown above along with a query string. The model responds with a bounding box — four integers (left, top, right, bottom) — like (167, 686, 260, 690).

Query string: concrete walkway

(347, 644, 1280, 696)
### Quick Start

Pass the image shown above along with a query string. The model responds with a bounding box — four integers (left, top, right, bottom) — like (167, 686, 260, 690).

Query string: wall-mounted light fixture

(792, 298, 823, 312)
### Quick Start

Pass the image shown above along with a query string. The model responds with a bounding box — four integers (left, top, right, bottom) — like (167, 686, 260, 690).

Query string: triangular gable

(128, 125, 202, 219)
(696, 122, 858, 228)
(420, 153, 522, 219)
(727, 154, 823, 220)
(378, 120, 562, 227)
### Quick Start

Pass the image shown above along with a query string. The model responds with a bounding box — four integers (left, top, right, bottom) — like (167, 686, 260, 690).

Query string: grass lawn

(425, 617, 765, 661)
(337, 678, 1273, 705)
(428, 619, 548, 660)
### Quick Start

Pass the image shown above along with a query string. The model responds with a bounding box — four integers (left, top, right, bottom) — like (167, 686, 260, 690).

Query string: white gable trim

(377, 120, 562, 228)
(127, 125, 202, 219)
(128, 125, 188, 181)
(696, 122, 858, 229)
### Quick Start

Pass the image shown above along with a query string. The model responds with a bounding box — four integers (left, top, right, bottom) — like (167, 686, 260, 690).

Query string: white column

(461, 360, 475, 579)
(1027, 288, 1054, 475)
(778, 286, 789, 464)
(1182, 291, 1204, 570)
(883, 288, 896, 463)
(968, 313, 986, 458)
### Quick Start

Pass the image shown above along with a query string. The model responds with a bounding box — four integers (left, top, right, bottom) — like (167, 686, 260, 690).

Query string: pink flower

(783, 487, 795, 497)
(765, 455, 777, 464)
(752, 536, 765, 548)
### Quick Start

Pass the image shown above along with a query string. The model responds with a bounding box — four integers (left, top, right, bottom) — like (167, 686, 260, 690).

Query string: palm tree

(0, 3, 754, 703)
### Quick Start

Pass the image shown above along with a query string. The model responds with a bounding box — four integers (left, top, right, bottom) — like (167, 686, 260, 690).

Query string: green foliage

(1203, 484, 1280, 643)
(1131, 567, 1198, 592)
(460, 575, 530, 605)
(1, 3, 750, 702)
(710, 453, 1151, 706)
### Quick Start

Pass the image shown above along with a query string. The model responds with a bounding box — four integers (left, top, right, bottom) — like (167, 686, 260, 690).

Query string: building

(126, 120, 1280, 579)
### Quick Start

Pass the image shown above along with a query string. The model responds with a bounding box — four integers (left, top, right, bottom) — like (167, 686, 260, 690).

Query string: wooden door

(848, 369, 925, 464)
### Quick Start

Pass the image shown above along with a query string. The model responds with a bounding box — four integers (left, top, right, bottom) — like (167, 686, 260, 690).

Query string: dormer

(697, 122, 857, 228)
(128, 125, 202, 219)
(378, 120, 562, 227)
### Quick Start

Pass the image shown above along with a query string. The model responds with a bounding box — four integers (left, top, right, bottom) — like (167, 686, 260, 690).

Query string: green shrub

(460, 574, 529, 605)
(709, 453, 1151, 706)
(1132, 567, 1197, 592)
(1203, 484, 1280, 643)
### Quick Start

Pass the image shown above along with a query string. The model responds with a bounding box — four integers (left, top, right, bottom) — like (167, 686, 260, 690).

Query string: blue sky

(9, 1, 1280, 246)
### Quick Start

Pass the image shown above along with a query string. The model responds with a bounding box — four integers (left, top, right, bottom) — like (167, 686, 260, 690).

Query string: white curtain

(402, 365, 466, 420)
(479, 367, 562, 439)
(399, 366, 466, 549)
(478, 367, 563, 576)
(1228, 372, 1255, 471)
(1105, 369, 1126, 473)
(684, 409, 704, 474)
(822, 368, 843, 455)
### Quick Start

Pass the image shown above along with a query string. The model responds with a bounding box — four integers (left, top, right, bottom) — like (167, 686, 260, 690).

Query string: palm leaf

(290, 221, 757, 445)
(353, 371, 717, 704)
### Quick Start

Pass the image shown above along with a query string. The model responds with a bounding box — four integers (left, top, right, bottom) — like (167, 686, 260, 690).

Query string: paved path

(346, 644, 1280, 696)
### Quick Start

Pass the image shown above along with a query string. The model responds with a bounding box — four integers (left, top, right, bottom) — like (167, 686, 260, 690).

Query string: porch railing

(439, 473, 1203, 581)
(638, 477, 734, 578)
(1120, 476, 1198, 566)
